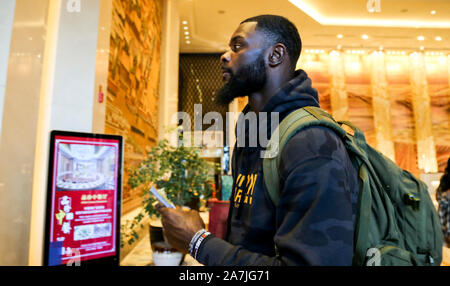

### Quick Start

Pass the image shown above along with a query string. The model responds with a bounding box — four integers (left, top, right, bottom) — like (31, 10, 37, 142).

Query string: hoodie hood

(261, 69, 319, 114)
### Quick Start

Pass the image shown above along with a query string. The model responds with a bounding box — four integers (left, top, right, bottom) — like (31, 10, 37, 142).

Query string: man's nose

(220, 50, 231, 64)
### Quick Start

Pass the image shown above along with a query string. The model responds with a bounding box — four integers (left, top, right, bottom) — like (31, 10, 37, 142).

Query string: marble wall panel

(409, 52, 438, 173)
(426, 55, 450, 172)
(346, 84, 376, 147)
(298, 52, 450, 176)
(389, 84, 420, 174)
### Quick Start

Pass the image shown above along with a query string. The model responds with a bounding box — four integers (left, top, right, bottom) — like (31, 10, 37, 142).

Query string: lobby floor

(120, 235, 450, 266)
(120, 233, 203, 266)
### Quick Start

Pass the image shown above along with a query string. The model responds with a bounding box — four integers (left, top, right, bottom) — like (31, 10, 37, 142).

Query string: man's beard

(214, 52, 267, 106)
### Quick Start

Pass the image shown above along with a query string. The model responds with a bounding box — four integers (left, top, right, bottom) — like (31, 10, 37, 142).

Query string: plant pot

(149, 224, 185, 266)
(149, 224, 165, 249)
(152, 241, 183, 266)
(186, 197, 200, 211)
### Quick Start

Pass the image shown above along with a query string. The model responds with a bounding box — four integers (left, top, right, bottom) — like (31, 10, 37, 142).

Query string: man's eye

(233, 44, 242, 50)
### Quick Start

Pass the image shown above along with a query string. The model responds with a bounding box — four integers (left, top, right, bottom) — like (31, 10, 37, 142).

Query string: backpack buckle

(404, 193, 420, 211)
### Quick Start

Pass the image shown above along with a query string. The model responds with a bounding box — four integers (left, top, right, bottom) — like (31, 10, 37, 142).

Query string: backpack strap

(262, 106, 347, 206)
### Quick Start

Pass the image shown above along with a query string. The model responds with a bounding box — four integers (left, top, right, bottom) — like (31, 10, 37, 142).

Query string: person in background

(437, 158, 450, 247)
(156, 14, 358, 266)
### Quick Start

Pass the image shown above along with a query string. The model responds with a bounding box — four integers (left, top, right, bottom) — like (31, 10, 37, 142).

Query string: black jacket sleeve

(195, 126, 357, 266)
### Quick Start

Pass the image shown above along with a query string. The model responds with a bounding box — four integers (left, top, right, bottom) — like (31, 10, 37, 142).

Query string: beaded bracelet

(188, 229, 207, 254)
(188, 229, 211, 259)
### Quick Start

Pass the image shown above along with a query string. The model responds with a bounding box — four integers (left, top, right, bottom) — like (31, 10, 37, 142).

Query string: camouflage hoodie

(196, 69, 359, 266)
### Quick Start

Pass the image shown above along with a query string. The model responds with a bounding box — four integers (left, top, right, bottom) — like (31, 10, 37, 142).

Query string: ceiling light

(430, 10, 436, 15)
(337, 34, 343, 39)
(435, 36, 442, 41)
(417, 36, 425, 41)
(185, 36, 190, 39)
(288, 0, 450, 28)
(184, 31, 189, 35)
(362, 34, 369, 40)
(420, 46, 424, 51)
(182, 21, 188, 25)
(186, 41, 191, 44)
(184, 26, 188, 30)
(337, 45, 342, 49)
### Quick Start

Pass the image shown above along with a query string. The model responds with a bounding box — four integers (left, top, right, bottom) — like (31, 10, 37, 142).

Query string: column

(408, 52, 438, 173)
(29, 0, 101, 265)
(158, 0, 180, 146)
(328, 51, 349, 121)
(0, 0, 16, 140)
(370, 51, 395, 161)
(0, 0, 46, 266)
(92, 0, 113, 133)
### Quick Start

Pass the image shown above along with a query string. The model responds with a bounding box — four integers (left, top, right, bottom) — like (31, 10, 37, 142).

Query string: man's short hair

(241, 14, 302, 69)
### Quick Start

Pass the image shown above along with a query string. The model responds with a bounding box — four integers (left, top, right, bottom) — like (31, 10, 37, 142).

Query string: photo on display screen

(56, 144, 117, 191)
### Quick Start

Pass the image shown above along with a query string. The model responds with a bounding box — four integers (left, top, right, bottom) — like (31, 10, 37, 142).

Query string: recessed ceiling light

(430, 10, 436, 15)
(185, 36, 190, 39)
(184, 31, 189, 35)
(362, 34, 369, 40)
(420, 46, 424, 51)
(337, 34, 343, 39)
(337, 45, 342, 49)
(183, 26, 188, 30)
(182, 21, 188, 25)
(186, 41, 191, 44)
(417, 35, 425, 41)
(435, 36, 442, 41)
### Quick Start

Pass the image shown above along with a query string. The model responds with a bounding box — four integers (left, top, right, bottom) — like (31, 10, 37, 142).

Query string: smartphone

(149, 186, 175, 209)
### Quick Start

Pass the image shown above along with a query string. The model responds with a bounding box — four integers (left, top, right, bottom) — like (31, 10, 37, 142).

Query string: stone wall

(106, 0, 163, 213)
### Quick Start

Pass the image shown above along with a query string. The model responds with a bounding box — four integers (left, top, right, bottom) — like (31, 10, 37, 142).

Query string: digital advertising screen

(44, 131, 123, 266)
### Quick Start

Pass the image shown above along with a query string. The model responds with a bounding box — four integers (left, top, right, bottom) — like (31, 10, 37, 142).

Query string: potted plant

(120, 132, 220, 249)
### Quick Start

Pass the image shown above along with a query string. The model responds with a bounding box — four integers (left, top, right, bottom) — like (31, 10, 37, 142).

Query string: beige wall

(28, 0, 102, 266)
(0, 0, 48, 266)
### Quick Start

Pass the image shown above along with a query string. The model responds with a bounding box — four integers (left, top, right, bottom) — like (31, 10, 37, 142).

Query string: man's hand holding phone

(155, 204, 205, 254)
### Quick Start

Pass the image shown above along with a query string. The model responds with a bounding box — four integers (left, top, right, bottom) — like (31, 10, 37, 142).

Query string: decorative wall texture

(106, 0, 163, 212)
(178, 54, 228, 132)
(299, 51, 450, 175)
(178, 51, 449, 175)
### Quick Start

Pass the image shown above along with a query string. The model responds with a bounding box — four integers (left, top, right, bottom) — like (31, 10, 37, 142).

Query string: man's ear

(268, 43, 287, 67)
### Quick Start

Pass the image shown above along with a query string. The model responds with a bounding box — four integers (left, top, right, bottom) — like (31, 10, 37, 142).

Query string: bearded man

(157, 14, 358, 266)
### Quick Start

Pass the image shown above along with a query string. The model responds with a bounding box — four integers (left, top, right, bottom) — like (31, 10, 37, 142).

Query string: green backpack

(262, 106, 443, 266)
